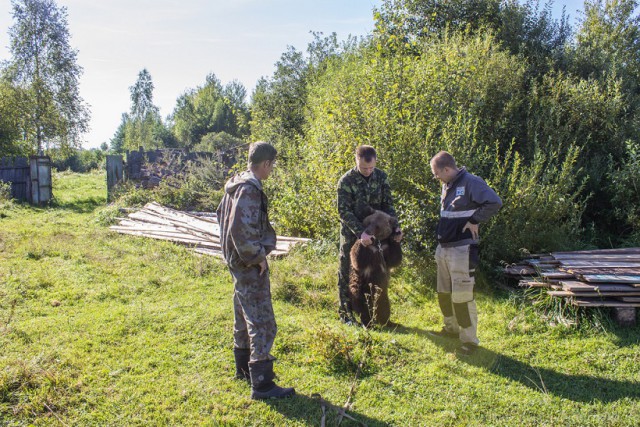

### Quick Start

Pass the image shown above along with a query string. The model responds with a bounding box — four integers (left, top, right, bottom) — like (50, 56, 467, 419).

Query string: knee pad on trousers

(438, 293, 454, 317)
(453, 302, 472, 328)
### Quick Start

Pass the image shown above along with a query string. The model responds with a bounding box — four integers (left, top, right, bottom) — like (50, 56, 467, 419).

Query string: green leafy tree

(573, 0, 640, 95)
(130, 68, 158, 119)
(193, 131, 244, 153)
(374, 0, 571, 77)
(0, 78, 26, 156)
(568, 0, 640, 241)
(250, 46, 308, 146)
(109, 113, 128, 153)
(113, 69, 171, 151)
(609, 141, 640, 244)
(3, 0, 90, 152)
(170, 73, 249, 147)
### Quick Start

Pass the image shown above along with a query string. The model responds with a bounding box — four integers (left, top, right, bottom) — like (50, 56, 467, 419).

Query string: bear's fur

(349, 208, 403, 327)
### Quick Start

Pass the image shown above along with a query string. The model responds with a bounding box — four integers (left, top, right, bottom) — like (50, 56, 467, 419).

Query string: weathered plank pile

(505, 248, 640, 308)
(110, 202, 310, 258)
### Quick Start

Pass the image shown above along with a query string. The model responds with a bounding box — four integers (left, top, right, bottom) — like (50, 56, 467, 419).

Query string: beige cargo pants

(435, 244, 480, 345)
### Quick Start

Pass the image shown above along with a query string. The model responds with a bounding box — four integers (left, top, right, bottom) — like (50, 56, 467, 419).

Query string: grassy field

(1, 171, 639, 426)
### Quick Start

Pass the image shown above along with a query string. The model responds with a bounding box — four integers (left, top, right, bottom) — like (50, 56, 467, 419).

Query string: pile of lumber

(505, 248, 640, 308)
(110, 202, 310, 258)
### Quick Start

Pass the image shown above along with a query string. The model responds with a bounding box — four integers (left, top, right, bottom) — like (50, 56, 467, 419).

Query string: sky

(0, 0, 586, 149)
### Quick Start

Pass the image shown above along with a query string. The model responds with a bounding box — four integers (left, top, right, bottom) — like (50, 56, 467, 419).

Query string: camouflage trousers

(229, 264, 277, 362)
(435, 244, 480, 345)
(337, 234, 357, 321)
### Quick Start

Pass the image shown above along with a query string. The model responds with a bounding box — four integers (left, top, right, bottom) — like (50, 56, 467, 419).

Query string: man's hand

(258, 259, 268, 276)
(462, 222, 479, 240)
(360, 231, 373, 246)
(393, 228, 403, 242)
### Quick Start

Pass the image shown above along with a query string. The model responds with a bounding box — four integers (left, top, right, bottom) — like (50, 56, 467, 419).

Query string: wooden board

(561, 267, 640, 275)
(551, 248, 640, 256)
(618, 297, 640, 302)
(504, 265, 536, 276)
(559, 281, 639, 292)
(551, 254, 640, 261)
(571, 299, 640, 307)
(540, 271, 575, 279)
(548, 291, 640, 297)
(519, 281, 549, 288)
(111, 202, 311, 258)
(578, 274, 640, 284)
(557, 261, 640, 268)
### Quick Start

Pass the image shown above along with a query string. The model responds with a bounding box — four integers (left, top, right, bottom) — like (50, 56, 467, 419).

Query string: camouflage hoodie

(216, 170, 276, 268)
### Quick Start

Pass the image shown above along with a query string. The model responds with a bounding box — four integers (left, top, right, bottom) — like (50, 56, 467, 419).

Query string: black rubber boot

(249, 359, 295, 400)
(233, 348, 250, 381)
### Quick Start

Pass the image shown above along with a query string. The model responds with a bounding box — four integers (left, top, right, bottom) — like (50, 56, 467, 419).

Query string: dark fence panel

(1, 156, 30, 200)
(0, 156, 52, 204)
(106, 155, 124, 201)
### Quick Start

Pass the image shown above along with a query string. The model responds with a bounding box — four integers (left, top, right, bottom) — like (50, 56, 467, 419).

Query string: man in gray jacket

(429, 151, 502, 355)
(216, 141, 294, 399)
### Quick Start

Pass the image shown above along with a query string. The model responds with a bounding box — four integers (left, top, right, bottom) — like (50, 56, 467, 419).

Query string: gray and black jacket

(437, 167, 502, 247)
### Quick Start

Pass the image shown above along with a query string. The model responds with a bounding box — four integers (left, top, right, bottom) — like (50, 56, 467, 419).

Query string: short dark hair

(248, 141, 277, 165)
(430, 151, 457, 169)
(356, 145, 377, 162)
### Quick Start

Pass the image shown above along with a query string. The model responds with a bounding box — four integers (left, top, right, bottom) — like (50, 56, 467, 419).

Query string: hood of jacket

(225, 170, 262, 195)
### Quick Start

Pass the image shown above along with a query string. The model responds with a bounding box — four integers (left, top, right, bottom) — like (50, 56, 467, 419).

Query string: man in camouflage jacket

(216, 142, 294, 400)
(337, 145, 402, 323)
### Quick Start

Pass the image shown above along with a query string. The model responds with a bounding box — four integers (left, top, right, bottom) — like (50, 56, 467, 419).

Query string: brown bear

(349, 208, 402, 327)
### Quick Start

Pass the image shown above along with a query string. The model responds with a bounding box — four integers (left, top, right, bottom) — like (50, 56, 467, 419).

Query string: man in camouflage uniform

(216, 141, 295, 400)
(337, 145, 403, 323)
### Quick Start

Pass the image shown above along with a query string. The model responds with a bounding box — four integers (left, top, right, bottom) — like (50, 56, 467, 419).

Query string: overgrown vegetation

(249, 0, 640, 262)
(105, 156, 226, 214)
(3, 0, 639, 263)
(1, 171, 639, 426)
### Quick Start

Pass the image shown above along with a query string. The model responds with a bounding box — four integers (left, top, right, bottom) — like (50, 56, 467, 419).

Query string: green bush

(266, 32, 585, 259)
(609, 140, 640, 245)
(50, 148, 106, 172)
(0, 180, 12, 202)
(482, 143, 586, 264)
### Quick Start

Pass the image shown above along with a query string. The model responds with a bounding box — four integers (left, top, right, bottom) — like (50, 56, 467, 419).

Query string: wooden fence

(0, 156, 52, 204)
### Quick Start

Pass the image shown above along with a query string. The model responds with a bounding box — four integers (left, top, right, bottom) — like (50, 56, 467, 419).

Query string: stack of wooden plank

(505, 248, 640, 308)
(110, 202, 310, 258)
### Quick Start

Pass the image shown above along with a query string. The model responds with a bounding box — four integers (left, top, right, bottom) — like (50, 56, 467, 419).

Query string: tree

(114, 69, 170, 151)
(170, 73, 249, 147)
(374, 0, 572, 77)
(0, 78, 25, 156)
(130, 68, 158, 119)
(109, 113, 128, 153)
(573, 0, 640, 97)
(250, 46, 309, 145)
(3, 0, 90, 152)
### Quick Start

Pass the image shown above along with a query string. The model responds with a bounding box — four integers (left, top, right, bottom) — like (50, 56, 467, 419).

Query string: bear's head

(362, 208, 400, 241)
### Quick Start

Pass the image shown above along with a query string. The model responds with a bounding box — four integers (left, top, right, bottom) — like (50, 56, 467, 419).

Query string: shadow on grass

(389, 323, 640, 403)
(50, 196, 104, 214)
(265, 393, 388, 426)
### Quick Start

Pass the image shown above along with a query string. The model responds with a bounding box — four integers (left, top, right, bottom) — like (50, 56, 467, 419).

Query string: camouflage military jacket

(337, 167, 398, 238)
(216, 171, 276, 268)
